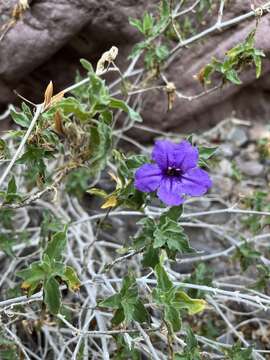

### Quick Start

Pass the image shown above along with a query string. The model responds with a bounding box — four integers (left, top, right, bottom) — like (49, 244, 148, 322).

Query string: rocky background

(0, 0, 270, 135)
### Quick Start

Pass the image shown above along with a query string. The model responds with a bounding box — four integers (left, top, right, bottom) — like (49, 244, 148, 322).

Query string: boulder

(0, 0, 270, 135)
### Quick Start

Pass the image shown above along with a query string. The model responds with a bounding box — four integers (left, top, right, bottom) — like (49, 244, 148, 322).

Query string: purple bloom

(134, 140, 212, 206)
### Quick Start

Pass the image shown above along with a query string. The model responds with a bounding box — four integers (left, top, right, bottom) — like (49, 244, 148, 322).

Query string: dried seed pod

(165, 82, 176, 111)
(96, 46, 119, 75)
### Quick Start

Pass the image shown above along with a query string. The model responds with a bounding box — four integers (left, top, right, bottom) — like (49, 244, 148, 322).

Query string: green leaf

(89, 120, 112, 175)
(87, 188, 108, 198)
(100, 274, 149, 325)
(142, 245, 160, 269)
(155, 264, 173, 291)
(0, 234, 16, 257)
(10, 109, 31, 128)
(235, 242, 260, 271)
(160, 0, 170, 19)
(224, 342, 253, 360)
(175, 326, 201, 360)
(111, 308, 125, 326)
(17, 261, 46, 295)
(253, 54, 262, 78)
(4, 176, 21, 204)
(173, 290, 206, 315)
(109, 98, 142, 122)
(44, 227, 67, 261)
(155, 45, 169, 61)
(142, 12, 154, 35)
(198, 145, 218, 161)
(164, 305, 181, 332)
(225, 69, 242, 85)
(44, 276, 61, 315)
(154, 218, 193, 254)
(100, 293, 122, 309)
(80, 58, 94, 73)
(62, 266, 81, 291)
(129, 17, 144, 34)
(56, 97, 91, 121)
(132, 299, 149, 323)
(7, 176, 16, 195)
(160, 206, 183, 224)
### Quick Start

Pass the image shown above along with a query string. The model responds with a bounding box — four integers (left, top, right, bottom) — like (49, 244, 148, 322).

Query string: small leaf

(101, 195, 118, 209)
(87, 188, 108, 198)
(44, 227, 67, 261)
(10, 109, 30, 128)
(165, 305, 182, 332)
(44, 277, 61, 315)
(100, 293, 122, 309)
(174, 290, 206, 315)
(155, 263, 173, 291)
(62, 266, 81, 291)
(225, 69, 242, 85)
(109, 98, 142, 122)
(80, 58, 94, 73)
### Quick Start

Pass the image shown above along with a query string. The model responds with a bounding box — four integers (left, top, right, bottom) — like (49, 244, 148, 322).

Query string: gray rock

(218, 143, 235, 158)
(236, 159, 264, 177)
(227, 127, 248, 147)
(218, 159, 233, 177)
(241, 144, 260, 161)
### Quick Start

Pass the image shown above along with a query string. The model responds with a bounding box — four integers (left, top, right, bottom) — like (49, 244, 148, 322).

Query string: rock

(218, 159, 233, 177)
(249, 123, 270, 141)
(0, 1, 270, 134)
(236, 159, 264, 177)
(212, 176, 233, 199)
(241, 143, 260, 161)
(218, 143, 235, 158)
(227, 127, 248, 147)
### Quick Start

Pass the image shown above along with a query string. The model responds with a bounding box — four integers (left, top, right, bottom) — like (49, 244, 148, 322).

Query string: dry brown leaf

(54, 110, 65, 136)
(44, 81, 54, 109)
(51, 90, 65, 105)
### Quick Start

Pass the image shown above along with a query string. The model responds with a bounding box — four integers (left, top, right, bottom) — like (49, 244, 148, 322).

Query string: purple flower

(134, 140, 212, 206)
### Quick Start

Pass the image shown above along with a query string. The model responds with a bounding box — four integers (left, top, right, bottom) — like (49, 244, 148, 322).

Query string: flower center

(166, 167, 182, 177)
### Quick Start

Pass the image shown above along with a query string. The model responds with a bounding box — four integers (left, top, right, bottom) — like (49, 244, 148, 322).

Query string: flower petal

(174, 140, 199, 171)
(157, 177, 185, 206)
(181, 167, 212, 196)
(152, 140, 176, 170)
(135, 164, 163, 192)
(152, 140, 199, 172)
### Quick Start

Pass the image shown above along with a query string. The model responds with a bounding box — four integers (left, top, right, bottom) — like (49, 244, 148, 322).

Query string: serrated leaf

(154, 218, 193, 254)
